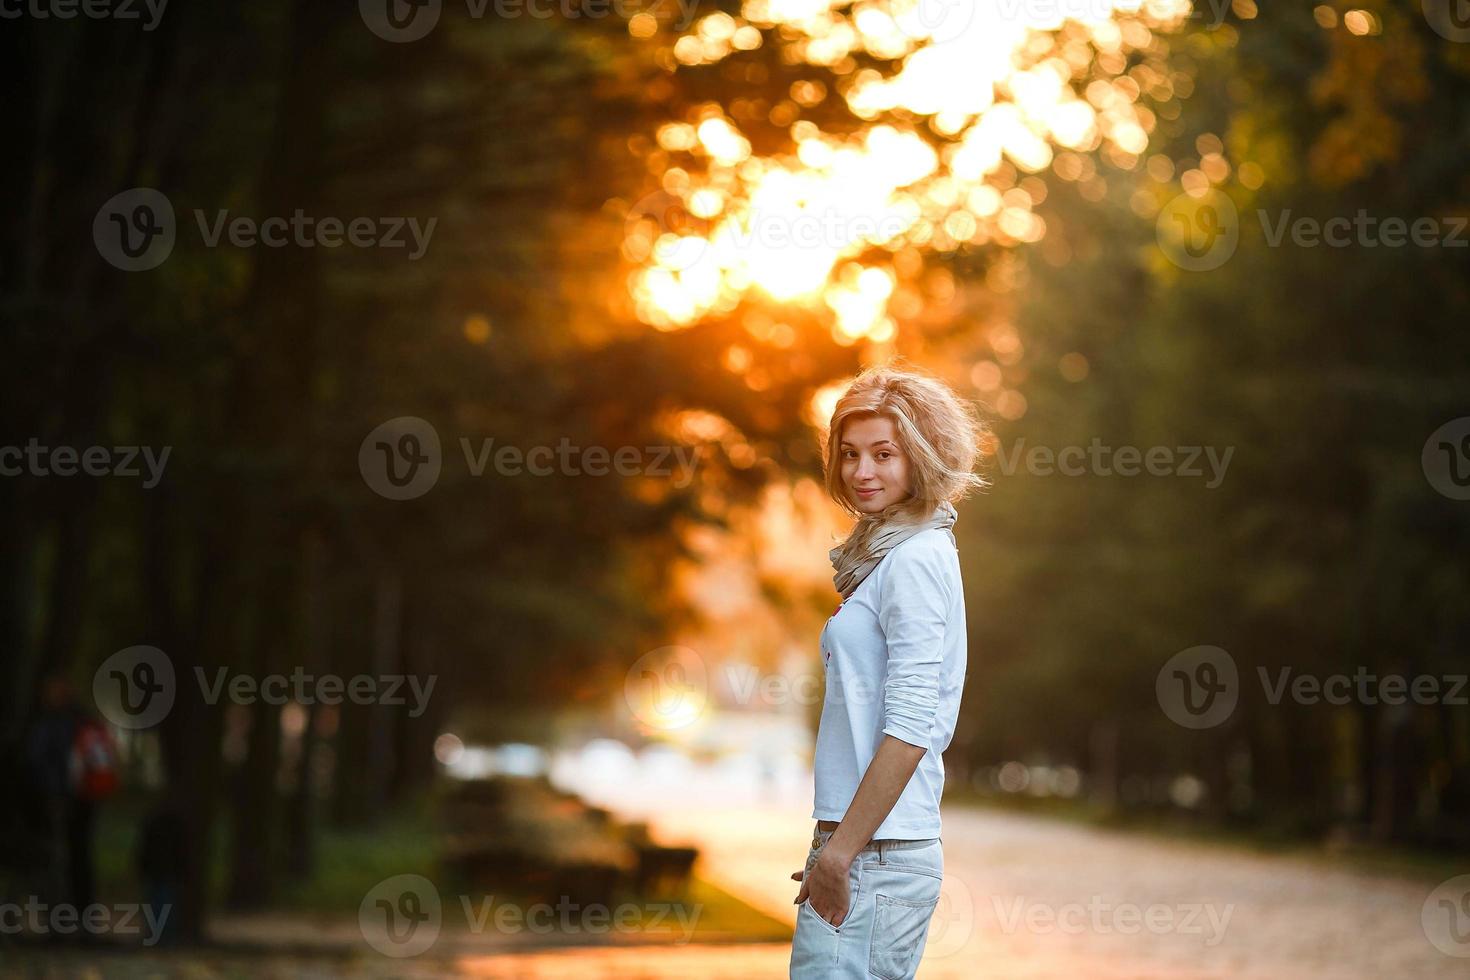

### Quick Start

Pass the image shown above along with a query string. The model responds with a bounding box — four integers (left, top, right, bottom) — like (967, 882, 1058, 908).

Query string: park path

(492, 744, 1463, 979)
(13, 745, 1464, 977)
(431, 795, 1466, 979)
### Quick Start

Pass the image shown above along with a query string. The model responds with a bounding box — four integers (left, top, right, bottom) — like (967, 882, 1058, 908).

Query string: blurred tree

(963, 0, 1470, 845)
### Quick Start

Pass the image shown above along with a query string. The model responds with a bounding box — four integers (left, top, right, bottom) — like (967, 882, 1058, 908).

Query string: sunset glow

(626, 0, 1194, 346)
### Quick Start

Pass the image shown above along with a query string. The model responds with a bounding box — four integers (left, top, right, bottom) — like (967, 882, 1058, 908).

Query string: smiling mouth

(855, 487, 881, 496)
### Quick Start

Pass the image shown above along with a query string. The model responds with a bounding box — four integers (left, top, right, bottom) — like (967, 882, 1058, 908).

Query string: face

(839, 415, 912, 514)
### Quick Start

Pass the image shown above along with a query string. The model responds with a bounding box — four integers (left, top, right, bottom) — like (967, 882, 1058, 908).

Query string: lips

(856, 487, 881, 498)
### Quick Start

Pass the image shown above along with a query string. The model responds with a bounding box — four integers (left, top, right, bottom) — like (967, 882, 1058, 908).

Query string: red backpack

(70, 718, 121, 802)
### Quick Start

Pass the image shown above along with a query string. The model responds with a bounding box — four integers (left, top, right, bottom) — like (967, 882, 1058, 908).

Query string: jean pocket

(798, 896, 841, 935)
(867, 889, 940, 980)
(791, 894, 842, 976)
(798, 856, 861, 937)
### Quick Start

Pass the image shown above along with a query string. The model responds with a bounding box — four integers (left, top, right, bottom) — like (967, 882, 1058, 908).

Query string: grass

(88, 792, 789, 945)
(271, 811, 438, 914)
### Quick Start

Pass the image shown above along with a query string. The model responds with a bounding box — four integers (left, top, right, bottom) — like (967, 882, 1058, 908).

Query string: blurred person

(790, 364, 985, 980)
(136, 800, 185, 946)
(23, 673, 118, 926)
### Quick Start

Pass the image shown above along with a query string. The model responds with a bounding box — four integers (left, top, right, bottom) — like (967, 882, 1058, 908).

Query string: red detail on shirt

(822, 601, 843, 665)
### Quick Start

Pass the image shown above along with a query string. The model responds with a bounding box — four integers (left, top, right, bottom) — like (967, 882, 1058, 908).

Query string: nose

(854, 456, 876, 481)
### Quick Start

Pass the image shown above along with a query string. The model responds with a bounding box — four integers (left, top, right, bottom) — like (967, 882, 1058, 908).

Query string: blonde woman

(789, 363, 985, 979)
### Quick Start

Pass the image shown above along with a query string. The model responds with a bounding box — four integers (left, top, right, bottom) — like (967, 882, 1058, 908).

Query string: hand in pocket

(792, 852, 851, 927)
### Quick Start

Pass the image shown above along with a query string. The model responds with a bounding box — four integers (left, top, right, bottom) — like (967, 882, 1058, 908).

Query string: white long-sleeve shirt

(811, 526, 966, 840)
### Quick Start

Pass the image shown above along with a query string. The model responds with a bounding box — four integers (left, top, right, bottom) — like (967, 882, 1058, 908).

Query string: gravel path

(577, 755, 1466, 980)
(9, 750, 1464, 978)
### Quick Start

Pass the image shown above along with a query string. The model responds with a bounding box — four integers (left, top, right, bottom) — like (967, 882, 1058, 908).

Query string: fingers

(809, 899, 842, 928)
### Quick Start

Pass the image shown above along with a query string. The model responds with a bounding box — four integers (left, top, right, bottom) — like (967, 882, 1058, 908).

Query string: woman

(789, 363, 985, 979)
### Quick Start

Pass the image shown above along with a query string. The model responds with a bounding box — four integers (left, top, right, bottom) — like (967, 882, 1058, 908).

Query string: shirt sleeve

(877, 534, 954, 749)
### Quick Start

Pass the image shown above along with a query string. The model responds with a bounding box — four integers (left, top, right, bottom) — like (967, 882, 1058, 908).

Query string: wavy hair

(820, 362, 988, 528)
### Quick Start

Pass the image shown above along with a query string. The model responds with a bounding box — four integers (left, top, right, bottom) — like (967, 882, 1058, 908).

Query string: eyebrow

(840, 440, 896, 449)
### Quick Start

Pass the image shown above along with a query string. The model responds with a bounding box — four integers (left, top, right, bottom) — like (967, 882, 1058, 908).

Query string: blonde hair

(820, 361, 988, 524)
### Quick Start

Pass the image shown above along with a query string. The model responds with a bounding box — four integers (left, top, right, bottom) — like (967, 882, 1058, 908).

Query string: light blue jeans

(789, 825, 944, 979)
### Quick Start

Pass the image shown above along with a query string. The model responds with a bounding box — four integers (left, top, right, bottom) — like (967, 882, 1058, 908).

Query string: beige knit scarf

(829, 499, 958, 600)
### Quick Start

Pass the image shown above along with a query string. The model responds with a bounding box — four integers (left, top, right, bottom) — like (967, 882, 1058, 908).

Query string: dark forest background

(2, 0, 1467, 940)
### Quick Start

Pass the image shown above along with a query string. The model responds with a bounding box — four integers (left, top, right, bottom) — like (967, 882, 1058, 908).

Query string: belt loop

(877, 839, 887, 864)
